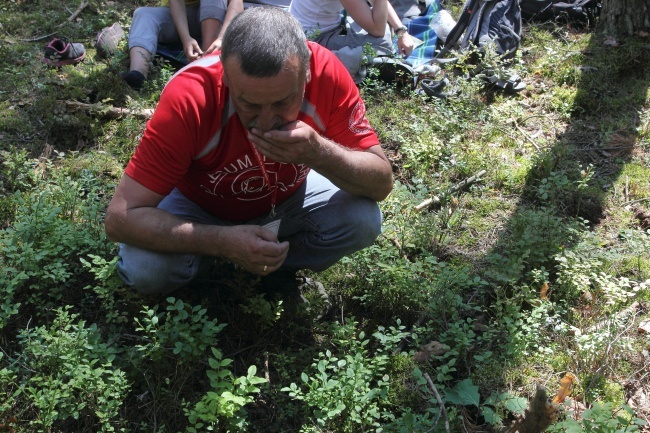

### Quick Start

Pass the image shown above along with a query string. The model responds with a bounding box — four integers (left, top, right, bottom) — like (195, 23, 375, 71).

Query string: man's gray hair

(221, 7, 310, 77)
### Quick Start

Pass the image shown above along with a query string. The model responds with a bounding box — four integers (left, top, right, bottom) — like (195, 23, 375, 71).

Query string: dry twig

(415, 169, 487, 211)
(11, 0, 89, 42)
(63, 0, 89, 24)
(63, 100, 154, 120)
(423, 373, 450, 433)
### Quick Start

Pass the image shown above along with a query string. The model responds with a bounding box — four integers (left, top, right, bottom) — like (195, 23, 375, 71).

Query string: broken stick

(63, 100, 154, 120)
(415, 169, 487, 211)
(64, 0, 89, 24)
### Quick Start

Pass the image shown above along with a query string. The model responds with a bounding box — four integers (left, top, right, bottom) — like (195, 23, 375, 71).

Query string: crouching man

(105, 6, 393, 295)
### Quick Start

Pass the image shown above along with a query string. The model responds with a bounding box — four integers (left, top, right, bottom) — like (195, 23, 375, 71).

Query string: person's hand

(222, 225, 289, 275)
(183, 38, 203, 62)
(398, 31, 415, 57)
(247, 121, 321, 166)
(204, 38, 222, 55)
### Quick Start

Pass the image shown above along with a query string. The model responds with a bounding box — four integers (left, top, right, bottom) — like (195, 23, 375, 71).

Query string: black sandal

(419, 77, 455, 100)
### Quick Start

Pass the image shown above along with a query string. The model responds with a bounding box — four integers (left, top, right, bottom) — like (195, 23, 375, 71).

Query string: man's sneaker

(42, 38, 86, 66)
(259, 269, 303, 303)
(298, 276, 332, 321)
(96, 22, 124, 58)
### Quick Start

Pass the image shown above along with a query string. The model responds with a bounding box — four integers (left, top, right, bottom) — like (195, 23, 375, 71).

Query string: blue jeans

(128, 1, 227, 55)
(117, 171, 382, 295)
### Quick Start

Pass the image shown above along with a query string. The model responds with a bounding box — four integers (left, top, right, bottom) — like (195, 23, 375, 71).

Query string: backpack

(519, 0, 601, 26)
(436, 0, 522, 60)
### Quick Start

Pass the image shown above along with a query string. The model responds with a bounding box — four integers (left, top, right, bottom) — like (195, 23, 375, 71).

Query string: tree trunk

(598, 0, 650, 37)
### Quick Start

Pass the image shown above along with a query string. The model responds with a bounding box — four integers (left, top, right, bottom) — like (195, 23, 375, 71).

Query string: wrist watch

(395, 26, 408, 37)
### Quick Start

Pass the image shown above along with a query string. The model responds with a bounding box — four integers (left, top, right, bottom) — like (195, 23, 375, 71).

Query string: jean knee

(117, 244, 201, 295)
(344, 198, 383, 248)
(131, 7, 149, 25)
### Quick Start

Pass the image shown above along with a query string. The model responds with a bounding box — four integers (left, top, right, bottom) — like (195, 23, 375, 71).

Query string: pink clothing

(126, 42, 379, 222)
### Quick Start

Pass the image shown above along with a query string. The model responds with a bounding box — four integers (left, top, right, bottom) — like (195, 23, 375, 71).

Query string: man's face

(223, 55, 310, 133)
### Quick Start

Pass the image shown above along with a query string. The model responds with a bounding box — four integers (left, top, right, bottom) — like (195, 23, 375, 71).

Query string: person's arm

(341, 0, 389, 37)
(386, 3, 415, 56)
(248, 123, 393, 202)
(169, 0, 204, 61)
(204, 0, 244, 54)
(104, 175, 290, 274)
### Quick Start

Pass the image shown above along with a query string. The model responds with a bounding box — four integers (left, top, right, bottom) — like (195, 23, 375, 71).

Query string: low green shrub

(548, 402, 647, 433)
(134, 297, 227, 363)
(184, 348, 267, 432)
(2, 307, 129, 432)
(283, 320, 410, 431)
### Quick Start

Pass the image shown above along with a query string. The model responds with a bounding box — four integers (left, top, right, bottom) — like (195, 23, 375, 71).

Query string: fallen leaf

(552, 372, 576, 404)
(638, 319, 650, 334)
(0, 416, 17, 433)
(626, 381, 649, 409)
(413, 341, 448, 362)
(633, 206, 650, 231)
(540, 282, 549, 300)
(603, 37, 619, 47)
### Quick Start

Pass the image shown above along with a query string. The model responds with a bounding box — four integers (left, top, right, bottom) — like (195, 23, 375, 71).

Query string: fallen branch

(13, 31, 57, 42)
(415, 169, 487, 211)
(62, 0, 89, 25)
(12, 0, 89, 42)
(622, 197, 650, 206)
(423, 373, 450, 433)
(584, 301, 640, 335)
(63, 100, 154, 120)
(513, 122, 541, 150)
(384, 234, 409, 260)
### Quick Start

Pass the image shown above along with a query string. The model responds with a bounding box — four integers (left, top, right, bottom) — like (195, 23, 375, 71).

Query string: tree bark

(598, 0, 650, 37)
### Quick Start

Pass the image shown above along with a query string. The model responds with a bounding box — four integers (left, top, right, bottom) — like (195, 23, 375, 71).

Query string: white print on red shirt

(349, 101, 372, 134)
(200, 154, 309, 202)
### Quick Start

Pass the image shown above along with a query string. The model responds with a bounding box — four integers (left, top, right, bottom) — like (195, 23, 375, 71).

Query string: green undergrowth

(0, 0, 649, 432)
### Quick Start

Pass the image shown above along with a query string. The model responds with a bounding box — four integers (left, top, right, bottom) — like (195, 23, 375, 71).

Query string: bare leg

(129, 46, 153, 76)
(200, 18, 222, 52)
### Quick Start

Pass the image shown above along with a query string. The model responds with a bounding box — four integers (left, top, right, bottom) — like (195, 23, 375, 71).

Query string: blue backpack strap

(434, 0, 480, 60)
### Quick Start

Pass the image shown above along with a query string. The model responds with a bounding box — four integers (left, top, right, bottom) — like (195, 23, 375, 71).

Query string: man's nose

(255, 107, 279, 133)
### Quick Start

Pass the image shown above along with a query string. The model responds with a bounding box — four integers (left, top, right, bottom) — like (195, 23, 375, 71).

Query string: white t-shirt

(289, 0, 344, 33)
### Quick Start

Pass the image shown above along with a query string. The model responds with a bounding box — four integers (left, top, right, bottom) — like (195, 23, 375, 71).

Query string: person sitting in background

(105, 6, 393, 297)
(122, 0, 243, 90)
(289, 0, 415, 82)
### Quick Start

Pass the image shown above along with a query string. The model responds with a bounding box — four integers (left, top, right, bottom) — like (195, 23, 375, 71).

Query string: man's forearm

(308, 140, 393, 201)
(105, 201, 290, 274)
(106, 206, 226, 256)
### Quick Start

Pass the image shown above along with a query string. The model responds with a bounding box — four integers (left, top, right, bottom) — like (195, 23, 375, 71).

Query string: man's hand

(183, 38, 204, 62)
(246, 121, 392, 201)
(247, 121, 321, 166)
(105, 175, 291, 275)
(222, 225, 290, 275)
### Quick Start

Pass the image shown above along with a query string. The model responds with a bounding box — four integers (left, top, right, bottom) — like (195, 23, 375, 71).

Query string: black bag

(437, 0, 522, 60)
(519, 0, 601, 26)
